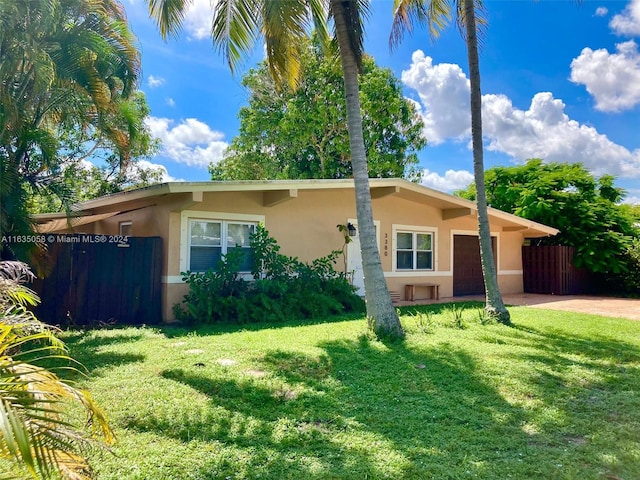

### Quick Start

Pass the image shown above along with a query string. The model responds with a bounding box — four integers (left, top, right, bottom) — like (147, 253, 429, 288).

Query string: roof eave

(30, 178, 559, 237)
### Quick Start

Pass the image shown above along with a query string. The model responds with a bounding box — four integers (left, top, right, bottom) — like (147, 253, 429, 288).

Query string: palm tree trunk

(463, 0, 510, 324)
(330, 0, 404, 339)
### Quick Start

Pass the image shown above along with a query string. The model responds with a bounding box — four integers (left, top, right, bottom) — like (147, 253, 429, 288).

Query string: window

(119, 221, 132, 236)
(396, 231, 433, 270)
(189, 220, 255, 272)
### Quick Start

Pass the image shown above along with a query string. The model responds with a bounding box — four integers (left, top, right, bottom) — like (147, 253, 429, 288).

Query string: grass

(23, 303, 640, 479)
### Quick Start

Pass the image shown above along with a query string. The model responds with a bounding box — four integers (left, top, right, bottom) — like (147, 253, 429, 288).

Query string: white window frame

(180, 211, 265, 274)
(392, 224, 438, 273)
(119, 221, 132, 236)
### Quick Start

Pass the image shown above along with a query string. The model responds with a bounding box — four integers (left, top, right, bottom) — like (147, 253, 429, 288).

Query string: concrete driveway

(400, 293, 640, 321)
(501, 293, 640, 321)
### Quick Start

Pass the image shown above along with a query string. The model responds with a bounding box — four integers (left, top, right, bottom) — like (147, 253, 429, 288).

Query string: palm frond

(455, 0, 487, 47)
(261, 0, 312, 88)
(0, 262, 114, 478)
(148, 0, 191, 39)
(211, 0, 260, 76)
(0, 321, 115, 478)
(309, 0, 331, 54)
(329, 0, 370, 71)
(390, 0, 453, 49)
(390, 0, 487, 49)
(0, 262, 35, 286)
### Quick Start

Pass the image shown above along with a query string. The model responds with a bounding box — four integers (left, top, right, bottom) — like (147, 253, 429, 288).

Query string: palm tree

(0, 260, 115, 479)
(148, 0, 405, 338)
(0, 0, 142, 260)
(390, 0, 511, 324)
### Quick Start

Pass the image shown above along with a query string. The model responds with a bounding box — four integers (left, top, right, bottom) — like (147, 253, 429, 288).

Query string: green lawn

(50, 304, 640, 479)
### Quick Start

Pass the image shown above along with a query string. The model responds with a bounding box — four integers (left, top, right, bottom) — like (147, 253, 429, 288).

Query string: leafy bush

(174, 225, 365, 325)
(456, 160, 639, 275)
(602, 237, 640, 296)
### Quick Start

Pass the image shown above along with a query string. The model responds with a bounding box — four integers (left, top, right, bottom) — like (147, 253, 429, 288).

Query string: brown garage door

(453, 235, 496, 296)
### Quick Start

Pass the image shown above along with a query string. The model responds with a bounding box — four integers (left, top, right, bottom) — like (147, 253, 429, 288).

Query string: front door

(346, 220, 380, 296)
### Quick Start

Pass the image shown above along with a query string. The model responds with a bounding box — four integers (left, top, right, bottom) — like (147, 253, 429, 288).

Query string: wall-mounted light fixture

(347, 222, 357, 237)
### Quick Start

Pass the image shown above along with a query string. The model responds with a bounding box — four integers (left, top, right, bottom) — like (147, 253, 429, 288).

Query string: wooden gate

(33, 235, 162, 326)
(522, 245, 592, 295)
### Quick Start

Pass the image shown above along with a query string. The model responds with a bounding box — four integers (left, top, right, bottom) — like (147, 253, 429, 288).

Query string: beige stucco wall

(158, 188, 530, 320)
(163, 189, 358, 321)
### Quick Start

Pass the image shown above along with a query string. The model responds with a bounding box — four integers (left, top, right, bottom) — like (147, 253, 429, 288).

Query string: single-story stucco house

(34, 178, 558, 322)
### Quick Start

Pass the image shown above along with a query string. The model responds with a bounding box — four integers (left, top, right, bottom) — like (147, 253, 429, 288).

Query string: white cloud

(76, 159, 95, 172)
(145, 117, 228, 168)
(623, 195, 640, 204)
(610, 0, 640, 36)
(183, 0, 216, 40)
(401, 51, 470, 144)
(403, 52, 640, 178)
(132, 160, 182, 182)
(420, 168, 474, 192)
(481, 92, 640, 177)
(570, 41, 640, 112)
(166, 98, 176, 107)
(147, 75, 165, 88)
(595, 6, 608, 17)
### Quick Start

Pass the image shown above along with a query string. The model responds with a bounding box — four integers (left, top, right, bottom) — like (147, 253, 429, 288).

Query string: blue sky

(122, 0, 640, 203)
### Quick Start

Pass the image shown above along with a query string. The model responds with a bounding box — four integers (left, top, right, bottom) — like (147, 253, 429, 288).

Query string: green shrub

(173, 225, 365, 325)
(600, 237, 640, 296)
(617, 237, 640, 294)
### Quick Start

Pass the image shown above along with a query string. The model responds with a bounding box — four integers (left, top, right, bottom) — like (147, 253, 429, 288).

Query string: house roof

(33, 178, 559, 237)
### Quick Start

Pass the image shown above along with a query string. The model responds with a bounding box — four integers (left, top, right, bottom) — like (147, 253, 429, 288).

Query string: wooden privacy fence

(522, 245, 592, 295)
(33, 235, 162, 326)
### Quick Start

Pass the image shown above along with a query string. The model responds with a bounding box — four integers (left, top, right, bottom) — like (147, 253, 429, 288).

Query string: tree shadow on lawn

(156, 312, 366, 338)
(396, 300, 485, 317)
(124, 334, 585, 479)
(54, 329, 146, 375)
(134, 362, 378, 479)
(477, 323, 640, 478)
(157, 300, 486, 339)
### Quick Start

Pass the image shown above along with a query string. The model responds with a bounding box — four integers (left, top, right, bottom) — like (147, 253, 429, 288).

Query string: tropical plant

(0, 0, 143, 260)
(0, 261, 115, 479)
(147, 0, 404, 338)
(328, 0, 405, 338)
(174, 224, 365, 325)
(390, 0, 510, 324)
(27, 92, 161, 214)
(211, 36, 425, 181)
(456, 160, 640, 277)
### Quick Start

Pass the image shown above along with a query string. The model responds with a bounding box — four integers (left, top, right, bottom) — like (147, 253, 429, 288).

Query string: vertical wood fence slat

(523, 245, 592, 295)
(34, 236, 162, 326)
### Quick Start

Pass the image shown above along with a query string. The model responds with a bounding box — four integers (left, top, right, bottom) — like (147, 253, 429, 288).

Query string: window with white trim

(119, 221, 132, 236)
(396, 231, 434, 270)
(188, 220, 256, 272)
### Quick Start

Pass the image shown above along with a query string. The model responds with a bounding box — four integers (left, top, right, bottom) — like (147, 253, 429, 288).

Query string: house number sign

(384, 233, 388, 256)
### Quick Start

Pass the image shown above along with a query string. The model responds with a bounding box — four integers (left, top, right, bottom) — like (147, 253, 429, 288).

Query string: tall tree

(211, 38, 425, 181)
(28, 92, 161, 214)
(328, 0, 404, 337)
(390, 0, 510, 324)
(148, 0, 405, 338)
(456, 159, 640, 276)
(0, 0, 142, 259)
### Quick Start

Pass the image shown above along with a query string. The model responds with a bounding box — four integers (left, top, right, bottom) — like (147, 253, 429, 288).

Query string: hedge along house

(34, 178, 558, 322)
